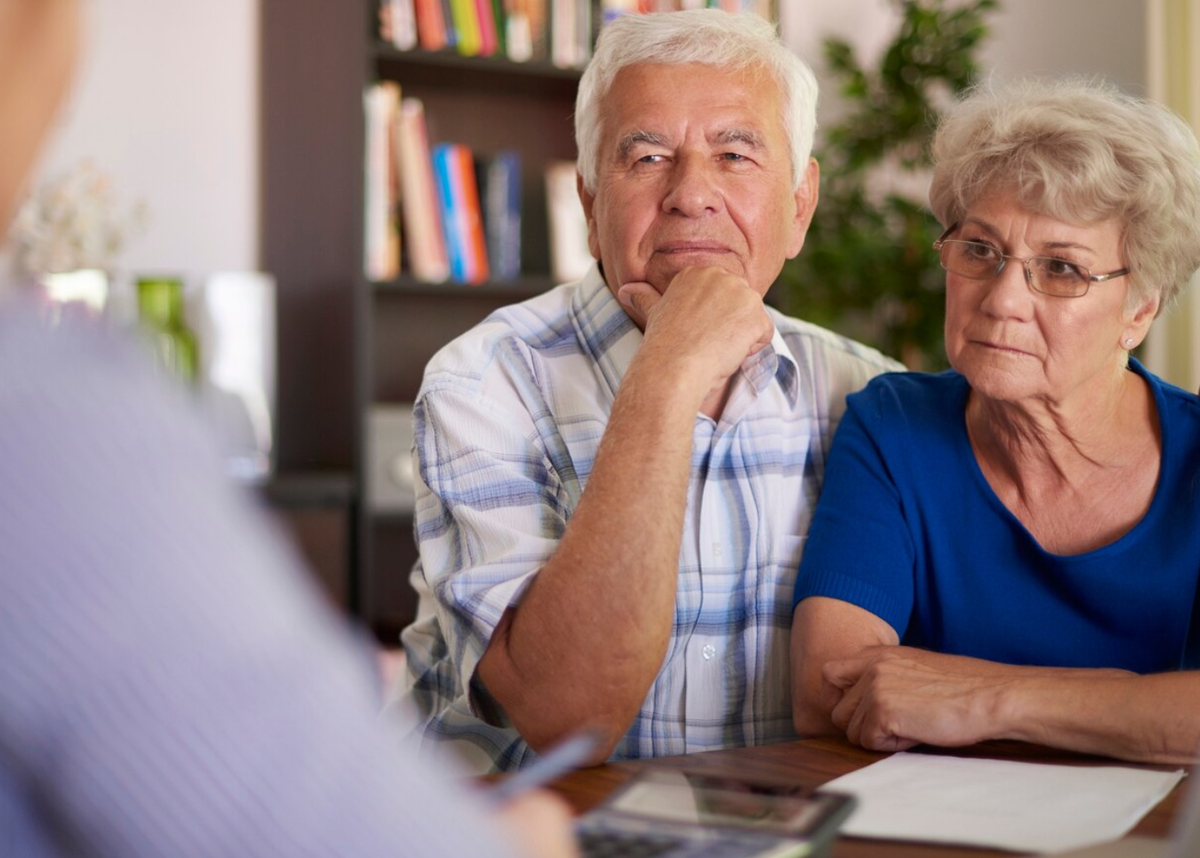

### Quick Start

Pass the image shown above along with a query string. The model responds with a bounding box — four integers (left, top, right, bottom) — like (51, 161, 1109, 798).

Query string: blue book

(432, 143, 468, 282)
(477, 150, 522, 281)
(440, 0, 458, 48)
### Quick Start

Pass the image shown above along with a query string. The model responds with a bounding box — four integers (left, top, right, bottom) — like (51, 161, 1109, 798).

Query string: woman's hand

(824, 646, 1017, 752)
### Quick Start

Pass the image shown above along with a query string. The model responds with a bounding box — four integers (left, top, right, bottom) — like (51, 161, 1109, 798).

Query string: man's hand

(618, 267, 774, 403)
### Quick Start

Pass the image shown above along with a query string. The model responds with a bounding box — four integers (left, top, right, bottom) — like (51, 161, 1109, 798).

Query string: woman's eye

(964, 242, 999, 260)
(1041, 258, 1087, 281)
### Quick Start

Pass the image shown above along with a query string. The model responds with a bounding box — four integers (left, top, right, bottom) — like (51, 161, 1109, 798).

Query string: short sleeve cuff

(793, 567, 910, 638)
(459, 566, 543, 724)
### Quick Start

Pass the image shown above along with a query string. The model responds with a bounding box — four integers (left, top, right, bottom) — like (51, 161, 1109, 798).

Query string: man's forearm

(478, 344, 714, 758)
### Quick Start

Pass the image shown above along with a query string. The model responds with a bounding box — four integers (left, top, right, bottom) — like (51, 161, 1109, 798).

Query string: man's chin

(650, 258, 744, 291)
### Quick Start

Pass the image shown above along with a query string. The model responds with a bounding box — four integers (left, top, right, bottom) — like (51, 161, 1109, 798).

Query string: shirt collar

(569, 263, 799, 408)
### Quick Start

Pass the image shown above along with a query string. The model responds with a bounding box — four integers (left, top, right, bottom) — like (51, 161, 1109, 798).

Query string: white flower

(9, 160, 148, 276)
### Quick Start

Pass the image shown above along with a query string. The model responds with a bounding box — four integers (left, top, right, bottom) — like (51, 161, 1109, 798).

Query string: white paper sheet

(823, 751, 1184, 854)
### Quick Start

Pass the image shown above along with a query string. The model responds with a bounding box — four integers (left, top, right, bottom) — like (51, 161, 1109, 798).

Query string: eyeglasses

(933, 224, 1130, 298)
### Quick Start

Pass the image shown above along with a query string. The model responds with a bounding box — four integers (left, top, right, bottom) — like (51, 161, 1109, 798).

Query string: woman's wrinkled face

(942, 189, 1159, 407)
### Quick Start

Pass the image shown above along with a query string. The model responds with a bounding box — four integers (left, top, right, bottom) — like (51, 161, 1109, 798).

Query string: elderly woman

(790, 78, 1200, 764)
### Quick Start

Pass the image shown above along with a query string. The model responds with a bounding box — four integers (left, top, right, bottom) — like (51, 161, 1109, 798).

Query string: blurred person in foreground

(791, 77, 1200, 764)
(0, 2, 575, 855)
(395, 8, 901, 774)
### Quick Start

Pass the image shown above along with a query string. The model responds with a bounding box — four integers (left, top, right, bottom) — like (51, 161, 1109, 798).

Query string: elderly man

(397, 9, 902, 773)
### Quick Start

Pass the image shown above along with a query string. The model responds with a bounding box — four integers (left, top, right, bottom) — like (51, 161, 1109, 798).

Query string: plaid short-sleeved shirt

(396, 266, 901, 773)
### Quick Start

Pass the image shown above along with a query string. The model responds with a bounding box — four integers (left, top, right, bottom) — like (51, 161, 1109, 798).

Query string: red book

(474, 0, 499, 55)
(415, 0, 449, 50)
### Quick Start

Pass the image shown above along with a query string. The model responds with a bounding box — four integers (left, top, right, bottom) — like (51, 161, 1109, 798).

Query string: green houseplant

(777, 0, 998, 369)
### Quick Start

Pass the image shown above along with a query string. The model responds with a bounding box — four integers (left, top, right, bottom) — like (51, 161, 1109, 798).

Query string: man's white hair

(574, 9, 819, 193)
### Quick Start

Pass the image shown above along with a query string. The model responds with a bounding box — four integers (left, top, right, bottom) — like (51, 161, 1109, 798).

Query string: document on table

(823, 751, 1184, 854)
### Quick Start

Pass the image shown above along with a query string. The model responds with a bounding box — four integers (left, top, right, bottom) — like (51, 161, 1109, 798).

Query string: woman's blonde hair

(929, 77, 1200, 310)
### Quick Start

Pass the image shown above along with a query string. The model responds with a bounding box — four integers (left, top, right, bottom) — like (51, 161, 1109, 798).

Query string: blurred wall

(26, 0, 259, 302)
(782, 0, 1147, 131)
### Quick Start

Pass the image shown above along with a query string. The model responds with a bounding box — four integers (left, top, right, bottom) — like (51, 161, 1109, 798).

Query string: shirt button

(702, 644, 716, 661)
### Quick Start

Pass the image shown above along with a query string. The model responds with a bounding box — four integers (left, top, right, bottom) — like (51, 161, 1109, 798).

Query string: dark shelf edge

(369, 509, 416, 525)
(372, 42, 584, 80)
(260, 471, 358, 508)
(371, 275, 557, 299)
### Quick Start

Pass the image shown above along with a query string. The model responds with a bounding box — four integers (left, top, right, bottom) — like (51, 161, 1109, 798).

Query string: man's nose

(661, 154, 722, 216)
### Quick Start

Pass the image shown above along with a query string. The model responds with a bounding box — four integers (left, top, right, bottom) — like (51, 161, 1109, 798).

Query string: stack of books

(364, 85, 522, 286)
(380, 0, 775, 65)
(377, 0, 593, 68)
(596, 0, 775, 21)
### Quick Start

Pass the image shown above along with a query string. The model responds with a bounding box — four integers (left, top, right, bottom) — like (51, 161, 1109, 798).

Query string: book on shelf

(504, 1, 532, 61)
(440, 0, 459, 49)
(474, 0, 500, 55)
(385, 0, 775, 59)
(504, 0, 547, 61)
(545, 160, 593, 284)
(551, 0, 591, 68)
(489, 0, 508, 55)
(378, 0, 394, 41)
(381, 0, 419, 49)
(598, 0, 638, 26)
(374, 95, 522, 286)
(597, 0, 775, 24)
(432, 143, 490, 284)
(448, 0, 483, 55)
(363, 81, 402, 282)
(396, 98, 450, 283)
(414, 0, 449, 49)
(476, 151, 522, 281)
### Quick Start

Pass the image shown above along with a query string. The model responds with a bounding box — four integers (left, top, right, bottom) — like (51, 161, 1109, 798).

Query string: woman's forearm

(995, 671, 1200, 765)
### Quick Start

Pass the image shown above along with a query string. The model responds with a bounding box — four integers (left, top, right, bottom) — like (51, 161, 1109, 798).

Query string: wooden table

(542, 738, 1184, 857)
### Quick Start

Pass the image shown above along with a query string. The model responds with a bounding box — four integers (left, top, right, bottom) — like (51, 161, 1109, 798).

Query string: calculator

(575, 770, 857, 858)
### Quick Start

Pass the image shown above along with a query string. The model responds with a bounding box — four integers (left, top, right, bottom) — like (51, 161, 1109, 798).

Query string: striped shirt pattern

(397, 266, 902, 774)
(0, 306, 520, 858)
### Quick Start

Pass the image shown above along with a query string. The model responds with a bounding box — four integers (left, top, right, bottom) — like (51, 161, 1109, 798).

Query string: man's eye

(721, 152, 748, 162)
(636, 154, 664, 164)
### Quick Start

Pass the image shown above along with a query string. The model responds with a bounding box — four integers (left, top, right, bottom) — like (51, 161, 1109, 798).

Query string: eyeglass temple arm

(932, 223, 958, 248)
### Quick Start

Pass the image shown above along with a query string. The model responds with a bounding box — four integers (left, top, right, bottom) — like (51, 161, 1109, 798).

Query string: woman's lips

(973, 339, 1033, 357)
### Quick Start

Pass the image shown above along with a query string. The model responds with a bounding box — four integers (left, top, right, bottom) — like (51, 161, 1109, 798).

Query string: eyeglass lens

(938, 240, 1091, 297)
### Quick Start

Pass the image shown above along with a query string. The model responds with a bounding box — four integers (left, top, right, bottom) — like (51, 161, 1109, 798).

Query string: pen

(487, 730, 601, 806)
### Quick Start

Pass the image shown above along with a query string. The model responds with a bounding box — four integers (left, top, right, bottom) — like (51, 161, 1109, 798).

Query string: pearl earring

(1124, 338, 1135, 348)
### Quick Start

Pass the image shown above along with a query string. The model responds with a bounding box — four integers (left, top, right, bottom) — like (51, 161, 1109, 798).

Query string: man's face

(578, 61, 817, 302)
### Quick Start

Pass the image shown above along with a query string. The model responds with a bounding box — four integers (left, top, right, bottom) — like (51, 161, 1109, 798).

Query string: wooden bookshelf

(261, 0, 581, 640)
